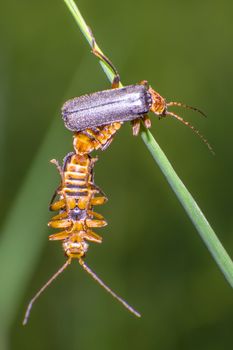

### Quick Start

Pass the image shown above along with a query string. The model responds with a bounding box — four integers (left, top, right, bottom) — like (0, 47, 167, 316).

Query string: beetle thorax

(148, 86, 166, 115)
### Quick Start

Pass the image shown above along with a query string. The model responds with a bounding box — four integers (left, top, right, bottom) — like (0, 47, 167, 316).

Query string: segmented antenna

(22, 259, 71, 325)
(80, 260, 141, 318)
(165, 110, 214, 155)
(23, 257, 140, 325)
(166, 101, 207, 118)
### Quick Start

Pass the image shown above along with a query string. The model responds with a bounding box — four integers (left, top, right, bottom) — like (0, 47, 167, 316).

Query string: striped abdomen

(48, 153, 107, 259)
(73, 122, 122, 155)
(63, 152, 95, 200)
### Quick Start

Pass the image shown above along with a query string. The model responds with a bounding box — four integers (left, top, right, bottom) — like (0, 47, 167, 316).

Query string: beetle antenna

(165, 111, 214, 155)
(166, 102, 207, 118)
(80, 259, 141, 318)
(22, 259, 71, 326)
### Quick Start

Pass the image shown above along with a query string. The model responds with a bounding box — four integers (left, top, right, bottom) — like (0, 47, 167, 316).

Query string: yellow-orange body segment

(49, 152, 107, 259)
(73, 122, 122, 154)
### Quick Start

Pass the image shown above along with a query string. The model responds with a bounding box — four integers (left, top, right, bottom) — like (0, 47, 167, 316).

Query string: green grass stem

(0, 2, 232, 343)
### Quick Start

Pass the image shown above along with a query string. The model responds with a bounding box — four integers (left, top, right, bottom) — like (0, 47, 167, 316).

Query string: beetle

(61, 41, 213, 153)
(23, 143, 140, 325)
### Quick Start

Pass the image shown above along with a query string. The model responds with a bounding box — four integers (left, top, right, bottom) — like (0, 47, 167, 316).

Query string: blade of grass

(63, 0, 233, 286)
(141, 127, 233, 284)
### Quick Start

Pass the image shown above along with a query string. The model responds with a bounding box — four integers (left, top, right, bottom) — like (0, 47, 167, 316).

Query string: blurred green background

(1, 0, 233, 349)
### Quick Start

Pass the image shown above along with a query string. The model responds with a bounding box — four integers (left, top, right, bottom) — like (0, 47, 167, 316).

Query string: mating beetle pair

(23, 35, 212, 326)
(62, 43, 212, 153)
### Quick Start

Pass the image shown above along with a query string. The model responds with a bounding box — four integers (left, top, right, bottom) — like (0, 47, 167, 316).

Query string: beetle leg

(91, 196, 108, 206)
(49, 186, 61, 208)
(62, 152, 75, 171)
(86, 218, 107, 228)
(100, 136, 114, 151)
(49, 211, 68, 222)
(142, 114, 152, 129)
(131, 112, 151, 136)
(80, 130, 95, 141)
(50, 159, 63, 177)
(111, 75, 120, 89)
(139, 80, 149, 88)
(88, 27, 121, 86)
(90, 180, 108, 200)
(49, 231, 70, 241)
(50, 156, 73, 213)
(131, 119, 141, 136)
(82, 230, 102, 244)
(49, 159, 63, 207)
(48, 218, 72, 229)
(50, 198, 66, 212)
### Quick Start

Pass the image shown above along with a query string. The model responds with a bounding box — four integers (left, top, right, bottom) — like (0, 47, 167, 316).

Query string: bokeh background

(1, 0, 233, 349)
